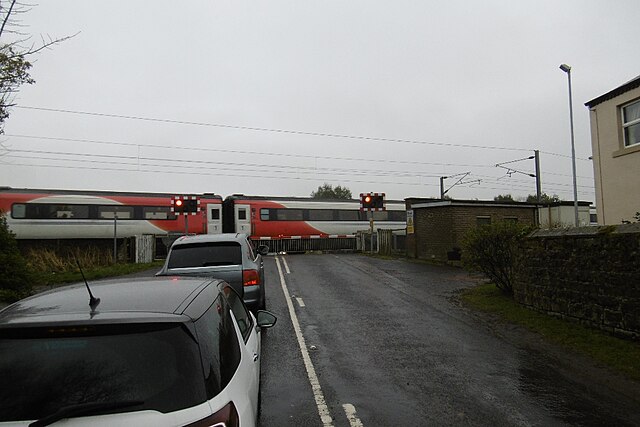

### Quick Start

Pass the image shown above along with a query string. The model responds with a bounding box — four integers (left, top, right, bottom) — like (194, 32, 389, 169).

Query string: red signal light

(172, 196, 199, 214)
(360, 192, 385, 210)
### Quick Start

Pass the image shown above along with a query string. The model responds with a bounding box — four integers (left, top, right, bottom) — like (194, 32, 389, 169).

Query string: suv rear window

(167, 242, 242, 268)
(0, 323, 206, 421)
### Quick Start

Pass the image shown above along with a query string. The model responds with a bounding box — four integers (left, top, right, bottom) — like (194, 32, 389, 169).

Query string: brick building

(405, 198, 537, 262)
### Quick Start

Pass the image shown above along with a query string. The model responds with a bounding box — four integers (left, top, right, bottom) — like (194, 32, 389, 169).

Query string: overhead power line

(0, 159, 442, 188)
(2, 133, 501, 169)
(5, 157, 594, 199)
(4, 133, 595, 178)
(3, 147, 595, 191)
(13, 105, 589, 158)
(3, 150, 446, 179)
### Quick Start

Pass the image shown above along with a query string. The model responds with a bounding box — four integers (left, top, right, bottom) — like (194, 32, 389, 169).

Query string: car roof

(171, 233, 248, 246)
(0, 277, 220, 327)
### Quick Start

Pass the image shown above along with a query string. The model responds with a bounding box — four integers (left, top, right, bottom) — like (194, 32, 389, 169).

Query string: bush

(0, 211, 34, 302)
(461, 221, 534, 295)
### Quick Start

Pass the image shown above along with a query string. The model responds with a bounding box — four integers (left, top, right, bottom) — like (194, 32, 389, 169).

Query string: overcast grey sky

(1, 1, 639, 202)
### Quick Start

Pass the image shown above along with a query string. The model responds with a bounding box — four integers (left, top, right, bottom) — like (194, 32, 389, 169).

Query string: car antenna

(74, 253, 100, 311)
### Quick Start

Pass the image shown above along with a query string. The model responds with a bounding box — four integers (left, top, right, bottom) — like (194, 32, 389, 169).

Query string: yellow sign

(406, 210, 414, 234)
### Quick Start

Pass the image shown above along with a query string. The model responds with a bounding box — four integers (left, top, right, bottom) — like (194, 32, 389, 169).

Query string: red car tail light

(184, 401, 239, 427)
(243, 269, 260, 286)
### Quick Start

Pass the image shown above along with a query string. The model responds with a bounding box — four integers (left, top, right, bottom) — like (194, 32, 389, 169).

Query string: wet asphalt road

(258, 253, 640, 427)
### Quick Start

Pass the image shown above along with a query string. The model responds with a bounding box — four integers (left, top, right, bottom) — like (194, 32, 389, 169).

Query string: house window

(622, 99, 640, 147)
(476, 216, 491, 226)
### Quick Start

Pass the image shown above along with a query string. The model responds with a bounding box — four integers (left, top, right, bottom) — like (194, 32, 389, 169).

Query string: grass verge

(35, 260, 164, 288)
(460, 283, 640, 382)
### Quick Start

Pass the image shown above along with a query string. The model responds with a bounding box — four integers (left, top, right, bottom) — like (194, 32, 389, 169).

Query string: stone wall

(514, 223, 640, 340)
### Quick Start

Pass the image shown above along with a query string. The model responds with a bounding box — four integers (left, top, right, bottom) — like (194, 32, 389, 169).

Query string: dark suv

(0, 277, 276, 426)
(157, 233, 268, 311)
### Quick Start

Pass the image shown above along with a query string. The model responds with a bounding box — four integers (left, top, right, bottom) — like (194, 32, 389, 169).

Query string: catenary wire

(3, 133, 596, 180)
(3, 154, 596, 199)
(3, 155, 593, 199)
(4, 148, 596, 190)
(13, 106, 592, 160)
(3, 133, 502, 170)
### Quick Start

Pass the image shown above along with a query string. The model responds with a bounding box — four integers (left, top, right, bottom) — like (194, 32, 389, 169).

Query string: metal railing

(356, 229, 406, 254)
(252, 237, 357, 253)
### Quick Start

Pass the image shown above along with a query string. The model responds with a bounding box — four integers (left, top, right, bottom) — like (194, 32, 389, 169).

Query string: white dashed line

(343, 403, 364, 427)
(282, 256, 291, 274)
(296, 297, 306, 307)
(275, 257, 333, 427)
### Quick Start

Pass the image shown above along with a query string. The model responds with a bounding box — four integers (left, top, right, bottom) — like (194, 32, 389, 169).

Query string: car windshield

(0, 323, 207, 422)
(167, 242, 242, 268)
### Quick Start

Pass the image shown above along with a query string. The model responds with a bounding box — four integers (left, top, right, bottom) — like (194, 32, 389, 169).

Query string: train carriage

(0, 188, 407, 254)
(0, 187, 223, 239)
(222, 195, 406, 252)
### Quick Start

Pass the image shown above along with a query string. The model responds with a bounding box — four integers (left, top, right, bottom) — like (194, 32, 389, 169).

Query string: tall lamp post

(560, 63, 579, 227)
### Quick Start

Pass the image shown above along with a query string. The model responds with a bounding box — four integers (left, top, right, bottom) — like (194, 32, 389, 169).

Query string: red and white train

(0, 188, 407, 251)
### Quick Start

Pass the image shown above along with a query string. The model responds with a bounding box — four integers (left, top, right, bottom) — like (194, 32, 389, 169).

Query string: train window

(307, 210, 333, 221)
(372, 211, 389, 221)
(276, 209, 303, 221)
(23, 204, 52, 219)
(47, 205, 89, 219)
(260, 209, 270, 221)
(143, 206, 177, 220)
(24, 204, 90, 219)
(62, 205, 89, 219)
(388, 211, 406, 222)
(11, 204, 26, 219)
(211, 208, 220, 220)
(238, 209, 247, 221)
(337, 210, 360, 221)
(98, 206, 134, 219)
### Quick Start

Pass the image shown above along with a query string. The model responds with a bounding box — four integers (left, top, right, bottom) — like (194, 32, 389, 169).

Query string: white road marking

(282, 257, 291, 274)
(343, 403, 364, 427)
(296, 297, 306, 307)
(275, 257, 333, 427)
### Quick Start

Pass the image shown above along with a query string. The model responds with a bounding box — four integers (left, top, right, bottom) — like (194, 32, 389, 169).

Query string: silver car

(157, 233, 268, 311)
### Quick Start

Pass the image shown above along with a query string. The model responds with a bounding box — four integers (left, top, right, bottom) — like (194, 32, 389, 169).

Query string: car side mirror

(256, 310, 277, 328)
(257, 245, 269, 256)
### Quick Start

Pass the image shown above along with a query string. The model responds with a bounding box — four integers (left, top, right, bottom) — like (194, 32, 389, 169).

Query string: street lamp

(560, 63, 579, 227)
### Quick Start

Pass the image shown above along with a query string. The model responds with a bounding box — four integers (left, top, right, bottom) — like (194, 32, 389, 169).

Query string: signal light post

(360, 193, 385, 252)
(172, 195, 201, 235)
